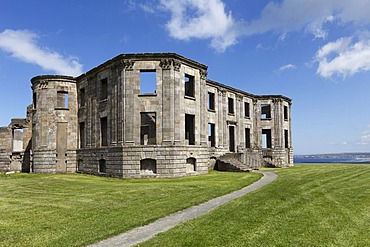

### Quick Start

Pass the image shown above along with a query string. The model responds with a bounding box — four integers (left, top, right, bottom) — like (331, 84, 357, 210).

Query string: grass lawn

(139, 164, 370, 247)
(0, 171, 261, 247)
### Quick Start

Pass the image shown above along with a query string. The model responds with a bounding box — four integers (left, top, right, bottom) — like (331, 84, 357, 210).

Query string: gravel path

(89, 171, 277, 247)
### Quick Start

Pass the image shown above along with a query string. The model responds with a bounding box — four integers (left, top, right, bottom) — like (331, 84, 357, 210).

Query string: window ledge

(100, 99, 108, 103)
(184, 95, 196, 101)
(208, 109, 216, 113)
(55, 108, 69, 111)
(138, 93, 157, 97)
(261, 118, 272, 120)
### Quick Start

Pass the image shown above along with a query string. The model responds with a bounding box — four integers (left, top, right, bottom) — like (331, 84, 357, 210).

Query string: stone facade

(0, 53, 293, 177)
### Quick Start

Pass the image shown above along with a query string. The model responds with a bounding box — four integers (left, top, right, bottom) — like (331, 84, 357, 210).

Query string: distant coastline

(294, 153, 370, 164)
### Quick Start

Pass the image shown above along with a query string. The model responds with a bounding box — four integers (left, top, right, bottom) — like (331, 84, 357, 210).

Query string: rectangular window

(140, 70, 156, 94)
(261, 104, 271, 119)
(208, 92, 215, 111)
(185, 74, 195, 97)
(228, 97, 234, 114)
(244, 102, 250, 118)
(284, 106, 288, 120)
(262, 129, 272, 148)
(100, 78, 108, 101)
(245, 128, 251, 149)
(208, 123, 215, 147)
(33, 92, 37, 109)
(140, 112, 156, 145)
(229, 126, 235, 152)
(57, 91, 68, 109)
(80, 88, 85, 107)
(79, 122, 85, 148)
(100, 117, 108, 146)
(284, 129, 289, 148)
(185, 114, 195, 145)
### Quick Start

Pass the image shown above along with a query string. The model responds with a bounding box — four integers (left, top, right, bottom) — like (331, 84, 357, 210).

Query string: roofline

(77, 53, 208, 79)
(206, 79, 292, 102)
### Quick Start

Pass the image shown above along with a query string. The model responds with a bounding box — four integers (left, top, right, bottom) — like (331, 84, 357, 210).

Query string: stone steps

(216, 153, 259, 172)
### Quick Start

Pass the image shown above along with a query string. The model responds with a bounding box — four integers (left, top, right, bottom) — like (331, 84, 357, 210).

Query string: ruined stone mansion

(0, 53, 293, 177)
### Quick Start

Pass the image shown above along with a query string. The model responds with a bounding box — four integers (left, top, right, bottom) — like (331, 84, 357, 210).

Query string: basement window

(140, 70, 156, 94)
(140, 159, 157, 174)
(99, 159, 106, 174)
(186, 157, 196, 173)
(261, 104, 271, 119)
(185, 74, 195, 98)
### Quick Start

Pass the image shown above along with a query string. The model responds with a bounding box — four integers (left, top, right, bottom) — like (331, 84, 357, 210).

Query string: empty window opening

(186, 157, 196, 173)
(57, 91, 68, 109)
(284, 106, 288, 120)
(208, 92, 215, 110)
(12, 129, 24, 152)
(261, 104, 271, 119)
(284, 129, 289, 148)
(228, 98, 234, 114)
(140, 159, 157, 174)
(140, 70, 156, 94)
(100, 117, 108, 146)
(185, 74, 195, 97)
(80, 88, 86, 107)
(99, 159, 106, 173)
(245, 128, 251, 149)
(140, 112, 156, 145)
(79, 122, 85, 148)
(229, 125, 235, 152)
(262, 129, 272, 149)
(33, 92, 37, 109)
(244, 102, 250, 118)
(185, 114, 195, 145)
(77, 159, 83, 172)
(100, 78, 108, 100)
(208, 123, 215, 147)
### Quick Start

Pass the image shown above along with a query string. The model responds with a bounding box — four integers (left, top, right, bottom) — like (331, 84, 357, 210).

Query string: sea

(294, 157, 370, 164)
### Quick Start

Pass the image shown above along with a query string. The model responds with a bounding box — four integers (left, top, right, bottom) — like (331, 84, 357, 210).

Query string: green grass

(139, 164, 370, 247)
(0, 171, 261, 247)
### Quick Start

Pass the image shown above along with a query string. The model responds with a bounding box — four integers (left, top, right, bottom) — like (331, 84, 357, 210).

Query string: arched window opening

(99, 159, 106, 174)
(186, 157, 196, 173)
(140, 159, 157, 174)
(77, 159, 84, 172)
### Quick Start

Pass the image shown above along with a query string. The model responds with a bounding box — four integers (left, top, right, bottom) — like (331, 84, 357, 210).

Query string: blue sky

(1, 0, 370, 154)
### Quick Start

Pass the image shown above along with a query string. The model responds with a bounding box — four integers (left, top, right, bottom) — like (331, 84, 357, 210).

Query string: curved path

(89, 171, 277, 247)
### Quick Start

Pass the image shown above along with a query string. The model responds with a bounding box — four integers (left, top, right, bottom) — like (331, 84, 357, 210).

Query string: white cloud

(159, 0, 237, 52)
(0, 29, 83, 76)
(277, 64, 297, 73)
(147, 0, 370, 54)
(315, 35, 370, 78)
(242, 0, 370, 38)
